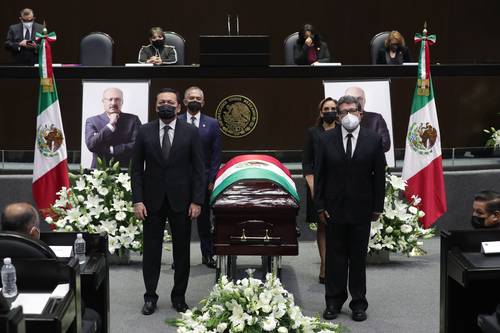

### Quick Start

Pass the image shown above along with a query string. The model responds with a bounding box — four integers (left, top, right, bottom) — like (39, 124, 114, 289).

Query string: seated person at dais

(137, 27, 177, 65)
(294, 24, 331, 65)
(471, 190, 500, 228)
(376, 30, 411, 65)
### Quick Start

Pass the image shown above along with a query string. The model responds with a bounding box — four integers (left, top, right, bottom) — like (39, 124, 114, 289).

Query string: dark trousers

(325, 222, 371, 311)
(197, 190, 213, 258)
(143, 197, 191, 304)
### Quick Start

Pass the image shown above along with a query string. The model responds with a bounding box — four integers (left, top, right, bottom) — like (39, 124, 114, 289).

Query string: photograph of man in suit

(85, 87, 141, 168)
(315, 95, 386, 322)
(345, 86, 391, 152)
(4, 8, 43, 65)
(131, 88, 205, 315)
(179, 86, 221, 269)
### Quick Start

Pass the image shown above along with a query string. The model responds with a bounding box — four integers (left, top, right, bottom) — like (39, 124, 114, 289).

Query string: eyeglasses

(337, 108, 359, 116)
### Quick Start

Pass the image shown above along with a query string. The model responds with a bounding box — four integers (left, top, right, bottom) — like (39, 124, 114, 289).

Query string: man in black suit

(315, 95, 386, 322)
(131, 88, 205, 315)
(4, 8, 43, 65)
(345, 86, 391, 152)
(85, 87, 141, 169)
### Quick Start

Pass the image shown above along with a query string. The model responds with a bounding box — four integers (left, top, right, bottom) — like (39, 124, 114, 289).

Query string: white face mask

(23, 21, 33, 29)
(341, 113, 360, 131)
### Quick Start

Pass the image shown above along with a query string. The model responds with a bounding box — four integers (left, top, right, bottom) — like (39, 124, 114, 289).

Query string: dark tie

(24, 28, 30, 41)
(162, 126, 171, 161)
(190, 116, 196, 127)
(346, 133, 353, 160)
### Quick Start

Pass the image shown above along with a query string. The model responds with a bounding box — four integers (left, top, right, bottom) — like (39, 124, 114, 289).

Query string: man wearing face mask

(131, 88, 205, 315)
(179, 86, 221, 269)
(137, 27, 177, 65)
(471, 190, 500, 229)
(4, 8, 43, 65)
(315, 95, 386, 322)
(1, 202, 41, 241)
(345, 86, 391, 153)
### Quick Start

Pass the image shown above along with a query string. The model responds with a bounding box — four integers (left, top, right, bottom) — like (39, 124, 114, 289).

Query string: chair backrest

(80, 32, 114, 66)
(369, 31, 390, 64)
(164, 31, 186, 65)
(0, 232, 56, 259)
(283, 32, 299, 65)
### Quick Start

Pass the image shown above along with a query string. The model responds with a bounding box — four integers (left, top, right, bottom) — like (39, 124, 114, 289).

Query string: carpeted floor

(109, 237, 439, 333)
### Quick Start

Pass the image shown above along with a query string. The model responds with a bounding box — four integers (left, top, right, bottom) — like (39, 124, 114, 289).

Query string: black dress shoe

(202, 256, 216, 269)
(352, 309, 367, 322)
(323, 305, 340, 320)
(319, 276, 325, 284)
(141, 301, 156, 315)
(172, 301, 189, 313)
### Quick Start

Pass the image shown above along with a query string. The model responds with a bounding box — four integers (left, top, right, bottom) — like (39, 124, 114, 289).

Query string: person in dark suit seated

(302, 97, 338, 285)
(137, 27, 177, 65)
(345, 86, 391, 152)
(471, 190, 500, 228)
(132, 88, 205, 315)
(179, 86, 222, 269)
(376, 30, 412, 65)
(85, 87, 141, 168)
(294, 24, 331, 65)
(1, 202, 41, 240)
(315, 95, 386, 322)
(4, 8, 43, 65)
(1, 202, 102, 333)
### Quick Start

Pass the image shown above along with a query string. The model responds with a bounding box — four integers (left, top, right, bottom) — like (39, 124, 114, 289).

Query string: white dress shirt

(341, 125, 360, 158)
(188, 112, 200, 128)
(159, 118, 176, 147)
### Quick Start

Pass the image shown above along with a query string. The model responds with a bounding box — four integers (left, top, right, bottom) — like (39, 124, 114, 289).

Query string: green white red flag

(211, 155, 299, 205)
(402, 28, 447, 228)
(32, 30, 69, 216)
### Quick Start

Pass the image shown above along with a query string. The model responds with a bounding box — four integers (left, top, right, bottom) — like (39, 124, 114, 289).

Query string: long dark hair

(315, 97, 337, 127)
(298, 24, 322, 49)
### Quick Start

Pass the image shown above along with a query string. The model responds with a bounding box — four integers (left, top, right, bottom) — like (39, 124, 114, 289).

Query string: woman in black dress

(376, 30, 411, 65)
(294, 24, 331, 65)
(302, 97, 337, 284)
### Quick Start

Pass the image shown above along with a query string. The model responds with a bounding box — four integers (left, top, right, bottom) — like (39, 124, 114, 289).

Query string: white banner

(323, 80, 395, 167)
(81, 80, 150, 169)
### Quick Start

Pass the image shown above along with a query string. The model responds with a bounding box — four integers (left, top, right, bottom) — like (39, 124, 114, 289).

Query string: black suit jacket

(4, 22, 44, 65)
(294, 40, 331, 65)
(131, 119, 205, 213)
(376, 46, 411, 65)
(314, 126, 386, 224)
(360, 111, 391, 152)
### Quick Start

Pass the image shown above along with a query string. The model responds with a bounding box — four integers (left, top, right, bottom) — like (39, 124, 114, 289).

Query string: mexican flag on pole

(32, 30, 69, 216)
(402, 28, 446, 228)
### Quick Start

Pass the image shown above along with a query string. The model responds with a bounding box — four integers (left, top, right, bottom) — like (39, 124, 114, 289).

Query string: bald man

(85, 87, 142, 168)
(1, 202, 40, 240)
(345, 87, 391, 152)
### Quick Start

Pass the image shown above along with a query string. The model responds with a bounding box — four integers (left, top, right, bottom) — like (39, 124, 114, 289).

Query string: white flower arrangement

(369, 173, 434, 256)
(484, 127, 500, 149)
(46, 159, 147, 254)
(169, 272, 345, 333)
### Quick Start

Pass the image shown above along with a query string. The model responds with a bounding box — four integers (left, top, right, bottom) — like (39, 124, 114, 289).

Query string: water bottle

(1, 257, 18, 298)
(74, 233, 86, 265)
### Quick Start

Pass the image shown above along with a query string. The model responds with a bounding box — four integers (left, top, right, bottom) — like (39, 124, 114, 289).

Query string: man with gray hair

(315, 95, 386, 322)
(345, 86, 391, 152)
(85, 87, 141, 168)
(4, 8, 44, 65)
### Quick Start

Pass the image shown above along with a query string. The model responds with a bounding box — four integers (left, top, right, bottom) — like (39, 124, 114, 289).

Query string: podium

(440, 229, 500, 333)
(40, 232, 109, 333)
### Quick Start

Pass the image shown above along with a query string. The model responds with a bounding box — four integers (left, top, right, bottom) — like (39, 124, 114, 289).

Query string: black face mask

(322, 112, 336, 124)
(187, 101, 202, 113)
(152, 39, 164, 48)
(157, 104, 176, 119)
(471, 215, 486, 228)
(390, 44, 399, 52)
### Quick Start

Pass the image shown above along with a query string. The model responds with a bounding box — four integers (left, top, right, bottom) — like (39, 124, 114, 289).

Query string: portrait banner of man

(81, 81, 150, 169)
(323, 80, 395, 166)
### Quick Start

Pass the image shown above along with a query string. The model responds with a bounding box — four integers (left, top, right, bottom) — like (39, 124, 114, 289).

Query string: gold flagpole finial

(423, 21, 427, 35)
(43, 21, 48, 35)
